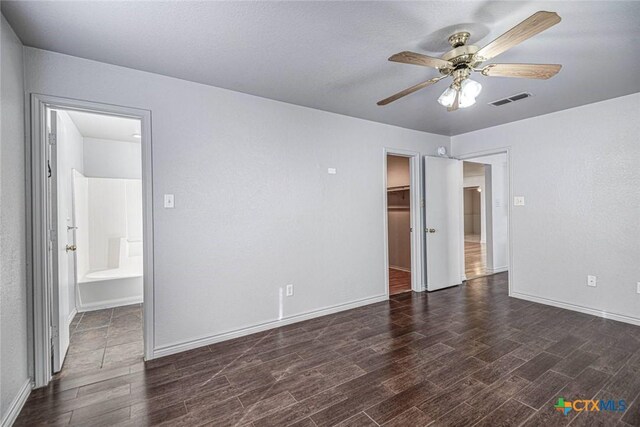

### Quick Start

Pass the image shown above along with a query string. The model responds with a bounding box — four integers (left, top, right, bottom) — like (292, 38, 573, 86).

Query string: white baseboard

(1, 379, 31, 427)
(78, 296, 142, 312)
(153, 294, 388, 359)
(510, 291, 640, 326)
(486, 266, 508, 274)
(389, 266, 411, 273)
(66, 307, 78, 325)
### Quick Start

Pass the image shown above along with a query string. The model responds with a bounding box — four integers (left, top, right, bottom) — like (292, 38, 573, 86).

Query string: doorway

(386, 155, 412, 295)
(383, 149, 422, 296)
(29, 95, 153, 387)
(461, 154, 510, 280)
(463, 162, 487, 279)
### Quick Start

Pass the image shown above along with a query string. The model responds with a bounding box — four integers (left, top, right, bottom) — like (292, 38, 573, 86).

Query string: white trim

(28, 94, 155, 388)
(382, 148, 424, 295)
(389, 266, 411, 273)
(0, 379, 31, 427)
(66, 307, 78, 325)
(485, 266, 508, 274)
(77, 296, 143, 312)
(511, 292, 640, 327)
(153, 294, 388, 358)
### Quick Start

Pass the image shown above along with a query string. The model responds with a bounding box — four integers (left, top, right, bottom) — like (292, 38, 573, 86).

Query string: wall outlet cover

(164, 194, 175, 208)
(514, 196, 525, 206)
(587, 275, 597, 287)
(286, 284, 294, 296)
(327, 168, 337, 175)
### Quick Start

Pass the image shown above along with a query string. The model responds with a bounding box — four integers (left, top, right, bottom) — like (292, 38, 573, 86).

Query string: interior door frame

(457, 148, 513, 294)
(28, 94, 154, 387)
(382, 148, 424, 296)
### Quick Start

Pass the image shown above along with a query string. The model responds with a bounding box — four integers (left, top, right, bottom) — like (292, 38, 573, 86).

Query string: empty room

(1, 1, 639, 427)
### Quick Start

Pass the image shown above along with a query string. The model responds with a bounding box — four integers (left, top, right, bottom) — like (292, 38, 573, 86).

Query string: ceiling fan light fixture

(458, 79, 482, 108)
(437, 86, 457, 108)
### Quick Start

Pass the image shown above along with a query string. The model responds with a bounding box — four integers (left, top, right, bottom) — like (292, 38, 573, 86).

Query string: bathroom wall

(83, 137, 142, 179)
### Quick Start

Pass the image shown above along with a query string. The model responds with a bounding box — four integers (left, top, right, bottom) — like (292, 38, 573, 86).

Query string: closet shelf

(387, 185, 410, 192)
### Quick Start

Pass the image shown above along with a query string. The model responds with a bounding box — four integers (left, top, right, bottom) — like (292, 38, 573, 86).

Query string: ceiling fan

(377, 11, 562, 111)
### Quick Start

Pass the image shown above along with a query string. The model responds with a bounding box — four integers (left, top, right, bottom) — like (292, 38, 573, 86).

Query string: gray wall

(452, 93, 640, 322)
(0, 15, 30, 424)
(24, 47, 449, 351)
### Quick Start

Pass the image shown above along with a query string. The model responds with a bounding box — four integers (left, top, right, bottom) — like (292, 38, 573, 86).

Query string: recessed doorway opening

(462, 154, 509, 281)
(386, 155, 412, 295)
(29, 95, 153, 387)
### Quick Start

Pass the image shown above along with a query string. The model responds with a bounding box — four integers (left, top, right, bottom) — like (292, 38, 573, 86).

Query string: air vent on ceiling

(489, 92, 532, 107)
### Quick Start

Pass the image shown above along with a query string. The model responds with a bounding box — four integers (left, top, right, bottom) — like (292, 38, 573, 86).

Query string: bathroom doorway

(29, 95, 153, 387)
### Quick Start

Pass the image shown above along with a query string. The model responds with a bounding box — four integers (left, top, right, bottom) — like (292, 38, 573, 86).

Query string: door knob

(65, 244, 77, 252)
(427, 228, 436, 233)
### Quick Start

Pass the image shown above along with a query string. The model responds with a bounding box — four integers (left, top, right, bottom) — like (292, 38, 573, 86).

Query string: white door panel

(424, 156, 462, 291)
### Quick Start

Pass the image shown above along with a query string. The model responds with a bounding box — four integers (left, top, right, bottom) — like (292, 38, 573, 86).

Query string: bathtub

(77, 238, 143, 311)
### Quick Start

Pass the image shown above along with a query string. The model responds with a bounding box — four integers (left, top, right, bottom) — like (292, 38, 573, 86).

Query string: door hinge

(48, 133, 56, 145)
(420, 198, 425, 208)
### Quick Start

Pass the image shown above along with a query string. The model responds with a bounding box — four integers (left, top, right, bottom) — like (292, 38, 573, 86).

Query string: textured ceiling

(4, 1, 640, 136)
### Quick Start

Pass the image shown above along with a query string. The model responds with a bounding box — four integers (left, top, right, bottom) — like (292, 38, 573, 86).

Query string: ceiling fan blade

(481, 63, 562, 79)
(377, 76, 446, 106)
(475, 11, 561, 62)
(447, 89, 460, 112)
(388, 51, 452, 70)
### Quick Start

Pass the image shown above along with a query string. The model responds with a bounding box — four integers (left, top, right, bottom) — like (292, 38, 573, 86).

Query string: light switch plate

(164, 194, 175, 208)
(327, 168, 337, 175)
(587, 275, 597, 287)
(514, 196, 525, 206)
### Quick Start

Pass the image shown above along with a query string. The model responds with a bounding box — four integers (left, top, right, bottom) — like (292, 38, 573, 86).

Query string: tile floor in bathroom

(60, 304, 143, 378)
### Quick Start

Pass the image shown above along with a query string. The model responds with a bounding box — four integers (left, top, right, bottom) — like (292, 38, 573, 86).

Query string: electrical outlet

(286, 284, 294, 297)
(587, 275, 597, 287)
(514, 196, 525, 206)
(637, 282, 640, 294)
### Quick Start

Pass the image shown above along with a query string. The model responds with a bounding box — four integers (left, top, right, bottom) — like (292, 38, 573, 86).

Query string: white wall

(54, 111, 84, 348)
(452, 93, 640, 322)
(0, 14, 30, 425)
(24, 48, 450, 351)
(83, 137, 141, 179)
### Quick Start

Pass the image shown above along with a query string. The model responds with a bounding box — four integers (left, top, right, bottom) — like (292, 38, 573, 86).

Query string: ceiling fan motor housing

(440, 33, 481, 74)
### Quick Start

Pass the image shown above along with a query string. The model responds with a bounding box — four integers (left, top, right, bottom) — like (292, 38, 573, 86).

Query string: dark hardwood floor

(16, 273, 640, 426)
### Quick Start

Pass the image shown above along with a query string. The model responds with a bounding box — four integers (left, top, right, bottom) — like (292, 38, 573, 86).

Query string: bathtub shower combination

(73, 170, 143, 310)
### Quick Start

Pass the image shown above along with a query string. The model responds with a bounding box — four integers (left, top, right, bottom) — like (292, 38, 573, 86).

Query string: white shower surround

(73, 171, 143, 311)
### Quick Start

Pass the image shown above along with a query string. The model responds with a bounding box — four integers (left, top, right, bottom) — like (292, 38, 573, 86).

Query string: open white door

(424, 156, 463, 291)
(47, 109, 70, 373)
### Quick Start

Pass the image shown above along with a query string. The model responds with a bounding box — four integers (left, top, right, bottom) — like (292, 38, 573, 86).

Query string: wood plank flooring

(389, 268, 411, 295)
(16, 273, 640, 426)
(60, 304, 143, 379)
(465, 239, 487, 279)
